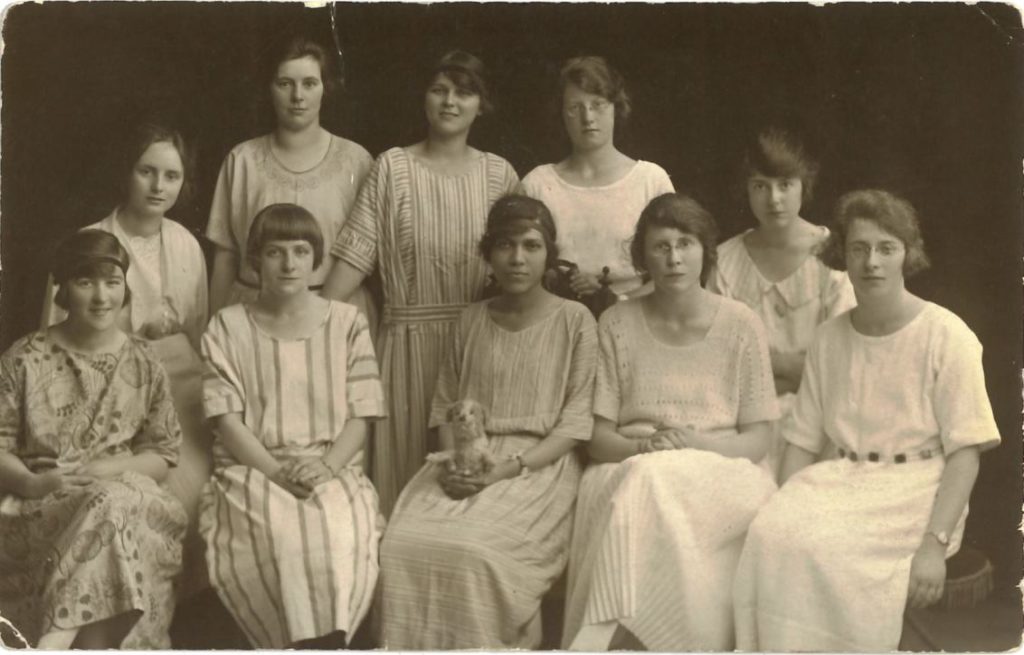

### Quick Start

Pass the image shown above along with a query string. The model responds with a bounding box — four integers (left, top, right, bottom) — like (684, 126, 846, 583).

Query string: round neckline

(738, 226, 828, 287)
(44, 326, 129, 357)
(243, 299, 332, 342)
(637, 294, 723, 349)
(402, 146, 486, 179)
(484, 296, 565, 334)
(266, 133, 335, 175)
(549, 160, 641, 191)
(113, 207, 164, 240)
(847, 301, 932, 341)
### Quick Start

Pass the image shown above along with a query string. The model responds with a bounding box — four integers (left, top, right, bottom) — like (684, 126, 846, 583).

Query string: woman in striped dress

(378, 195, 597, 649)
(324, 51, 519, 515)
(199, 204, 385, 649)
(563, 194, 779, 651)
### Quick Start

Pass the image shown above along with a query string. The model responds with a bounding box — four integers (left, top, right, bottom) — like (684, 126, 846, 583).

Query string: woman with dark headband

(0, 229, 186, 649)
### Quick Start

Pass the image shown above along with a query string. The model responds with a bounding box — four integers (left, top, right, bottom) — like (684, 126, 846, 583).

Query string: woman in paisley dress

(0, 230, 186, 649)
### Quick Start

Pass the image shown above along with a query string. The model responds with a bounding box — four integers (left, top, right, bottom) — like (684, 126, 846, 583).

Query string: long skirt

(0, 472, 186, 648)
(199, 465, 382, 649)
(734, 457, 953, 652)
(379, 435, 582, 649)
(564, 449, 776, 651)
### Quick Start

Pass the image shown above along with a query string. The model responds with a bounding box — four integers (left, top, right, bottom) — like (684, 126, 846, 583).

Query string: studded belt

(836, 447, 939, 464)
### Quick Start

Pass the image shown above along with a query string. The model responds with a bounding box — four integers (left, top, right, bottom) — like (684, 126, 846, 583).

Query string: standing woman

(206, 35, 375, 325)
(324, 50, 519, 514)
(378, 196, 597, 649)
(39, 122, 211, 596)
(199, 204, 385, 649)
(519, 56, 674, 300)
(564, 194, 779, 651)
(708, 127, 854, 476)
(1, 230, 186, 649)
(734, 190, 1000, 652)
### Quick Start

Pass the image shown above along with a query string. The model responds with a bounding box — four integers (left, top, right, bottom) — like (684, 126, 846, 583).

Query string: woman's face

(271, 56, 324, 132)
(488, 227, 548, 296)
(747, 173, 803, 228)
(424, 73, 481, 138)
(64, 266, 127, 334)
(562, 83, 615, 152)
(643, 225, 704, 294)
(125, 141, 184, 220)
(844, 218, 907, 300)
(258, 239, 316, 296)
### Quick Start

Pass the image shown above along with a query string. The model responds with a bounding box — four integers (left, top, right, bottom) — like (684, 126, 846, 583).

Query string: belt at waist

(383, 303, 465, 324)
(236, 277, 324, 292)
(836, 446, 942, 464)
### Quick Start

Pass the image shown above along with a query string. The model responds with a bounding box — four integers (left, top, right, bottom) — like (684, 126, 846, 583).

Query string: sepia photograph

(0, 1, 1021, 651)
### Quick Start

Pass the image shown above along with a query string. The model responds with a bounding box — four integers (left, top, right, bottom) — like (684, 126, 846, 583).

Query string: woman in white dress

(520, 56, 674, 300)
(563, 193, 779, 651)
(734, 189, 1001, 651)
(708, 126, 854, 477)
(199, 204, 385, 649)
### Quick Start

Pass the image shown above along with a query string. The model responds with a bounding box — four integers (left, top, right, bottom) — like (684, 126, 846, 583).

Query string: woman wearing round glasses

(520, 56, 673, 301)
(734, 189, 1000, 651)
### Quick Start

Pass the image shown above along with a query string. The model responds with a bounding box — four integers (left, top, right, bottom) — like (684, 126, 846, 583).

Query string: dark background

(1, 2, 1021, 597)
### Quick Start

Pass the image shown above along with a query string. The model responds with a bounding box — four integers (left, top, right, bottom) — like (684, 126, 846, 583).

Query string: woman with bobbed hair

(324, 50, 519, 515)
(520, 56, 674, 301)
(564, 193, 779, 651)
(377, 194, 597, 649)
(206, 34, 375, 325)
(1, 230, 187, 649)
(734, 189, 999, 652)
(708, 125, 854, 477)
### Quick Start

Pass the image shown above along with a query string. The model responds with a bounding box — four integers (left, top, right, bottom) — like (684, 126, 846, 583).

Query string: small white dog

(426, 399, 496, 477)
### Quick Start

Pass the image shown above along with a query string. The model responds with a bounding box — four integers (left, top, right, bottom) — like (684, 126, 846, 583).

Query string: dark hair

(558, 56, 632, 131)
(53, 229, 132, 310)
(246, 203, 325, 273)
(426, 50, 494, 115)
(120, 122, 194, 211)
(478, 195, 559, 270)
(740, 126, 819, 203)
(630, 193, 719, 287)
(819, 189, 930, 276)
(265, 35, 341, 104)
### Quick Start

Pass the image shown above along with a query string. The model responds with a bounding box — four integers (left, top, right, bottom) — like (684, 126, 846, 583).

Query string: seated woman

(708, 126, 854, 477)
(734, 189, 1001, 652)
(199, 203, 385, 649)
(563, 193, 780, 652)
(0, 230, 187, 649)
(378, 195, 597, 649)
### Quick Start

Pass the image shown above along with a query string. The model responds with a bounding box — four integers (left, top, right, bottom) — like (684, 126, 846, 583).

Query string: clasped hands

(638, 424, 698, 454)
(19, 455, 119, 499)
(269, 457, 336, 499)
(437, 458, 511, 501)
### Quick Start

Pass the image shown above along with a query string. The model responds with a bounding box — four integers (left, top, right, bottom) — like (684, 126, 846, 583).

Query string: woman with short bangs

(206, 35, 375, 326)
(378, 195, 596, 649)
(0, 230, 186, 649)
(200, 204, 385, 649)
(324, 50, 519, 515)
(709, 126, 854, 477)
(734, 189, 1000, 652)
(564, 193, 778, 651)
(520, 56, 674, 300)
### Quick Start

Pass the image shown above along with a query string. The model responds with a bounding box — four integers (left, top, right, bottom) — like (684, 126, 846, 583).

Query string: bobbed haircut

(53, 229, 132, 309)
(558, 56, 632, 126)
(246, 203, 325, 272)
(265, 35, 341, 102)
(427, 50, 494, 115)
(740, 126, 820, 203)
(478, 195, 559, 270)
(819, 189, 930, 277)
(120, 122, 194, 210)
(630, 193, 719, 287)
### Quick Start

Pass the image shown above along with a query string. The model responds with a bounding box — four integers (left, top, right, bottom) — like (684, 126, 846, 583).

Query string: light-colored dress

(198, 301, 385, 648)
(39, 210, 212, 597)
(206, 133, 376, 324)
(519, 161, 674, 295)
(332, 146, 519, 515)
(734, 303, 1001, 652)
(378, 299, 597, 649)
(708, 228, 855, 476)
(564, 297, 779, 651)
(0, 332, 187, 648)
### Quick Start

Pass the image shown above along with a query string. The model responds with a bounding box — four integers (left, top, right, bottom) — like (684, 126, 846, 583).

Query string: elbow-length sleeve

(205, 149, 240, 252)
(545, 310, 598, 442)
(932, 318, 1001, 454)
(200, 313, 245, 419)
(331, 155, 384, 276)
(783, 330, 828, 454)
(131, 347, 183, 466)
(427, 310, 467, 429)
(0, 349, 23, 454)
(345, 308, 386, 420)
(592, 316, 623, 424)
(735, 309, 781, 425)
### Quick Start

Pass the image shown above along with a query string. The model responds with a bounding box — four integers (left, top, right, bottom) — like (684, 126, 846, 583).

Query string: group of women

(0, 34, 1000, 653)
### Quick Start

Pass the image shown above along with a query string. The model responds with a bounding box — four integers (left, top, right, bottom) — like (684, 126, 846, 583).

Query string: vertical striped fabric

(332, 147, 519, 516)
(198, 301, 385, 648)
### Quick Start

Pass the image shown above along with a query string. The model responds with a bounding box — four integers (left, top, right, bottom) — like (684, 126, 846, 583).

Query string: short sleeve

(545, 308, 598, 442)
(0, 348, 23, 454)
(932, 321, 1001, 454)
(735, 309, 781, 425)
(200, 312, 246, 419)
(131, 349, 182, 466)
(344, 308, 386, 420)
(593, 316, 623, 423)
(650, 163, 675, 195)
(783, 330, 829, 454)
(205, 149, 238, 252)
(427, 309, 467, 429)
(331, 155, 384, 275)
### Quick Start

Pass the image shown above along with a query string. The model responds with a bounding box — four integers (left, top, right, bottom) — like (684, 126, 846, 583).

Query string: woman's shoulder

(520, 163, 557, 187)
(634, 160, 672, 181)
(226, 135, 268, 159)
(159, 218, 203, 248)
(208, 303, 249, 333)
(917, 302, 980, 348)
(597, 297, 642, 332)
(716, 231, 751, 265)
(1, 330, 49, 366)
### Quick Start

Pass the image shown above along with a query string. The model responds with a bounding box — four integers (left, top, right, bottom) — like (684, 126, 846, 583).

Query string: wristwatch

(927, 530, 950, 547)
